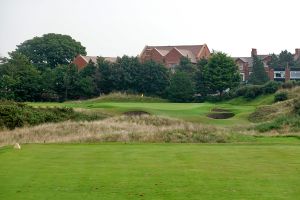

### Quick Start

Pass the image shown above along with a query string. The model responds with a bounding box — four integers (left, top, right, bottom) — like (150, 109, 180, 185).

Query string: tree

(279, 50, 295, 67)
(97, 57, 116, 94)
(195, 58, 211, 97)
(177, 57, 197, 75)
(114, 56, 141, 91)
(135, 60, 170, 96)
(0, 52, 42, 101)
(267, 53, 280, 68)
(167, 72, 194, 102)
(268, 50, 297, 68)
(63, 64, 80, 99)
(78, 61, 99, 97)
(202, 52, 240, 96)
(248, 55, 269, 85)
(14, 33, 86, 69)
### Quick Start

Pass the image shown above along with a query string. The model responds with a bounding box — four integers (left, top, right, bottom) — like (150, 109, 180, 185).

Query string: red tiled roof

(145, 45, 204, 58)
(81, 55, 117, 63)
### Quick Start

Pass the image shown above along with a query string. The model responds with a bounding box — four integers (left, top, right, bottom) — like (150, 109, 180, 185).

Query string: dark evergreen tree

(167, 72, 194, 102)
(177, 57, 197, 75)
(248, 55, 269, 85)
(98, 57, 116, 94)
(279, 50, 295, 67)
(195, 58, 210, 97)
(135, 60, 170, 96)
(267, 53, 280, 68)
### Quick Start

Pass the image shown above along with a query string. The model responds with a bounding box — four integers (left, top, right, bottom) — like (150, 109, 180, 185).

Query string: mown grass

(28, 101, 258, 126)
(1, 142, 300, 200)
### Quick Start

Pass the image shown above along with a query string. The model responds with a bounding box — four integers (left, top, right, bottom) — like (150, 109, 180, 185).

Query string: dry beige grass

(0, 115, 228, 146)
(248, 87, 300, 123)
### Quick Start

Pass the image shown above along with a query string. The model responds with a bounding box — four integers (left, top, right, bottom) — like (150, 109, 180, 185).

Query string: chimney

(251, 48, 257, 57)
(295, 48, 300, 57)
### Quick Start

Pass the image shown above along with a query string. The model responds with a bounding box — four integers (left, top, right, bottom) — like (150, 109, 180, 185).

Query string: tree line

(0, 33, 244, 102)
(0, 53, 242, 102)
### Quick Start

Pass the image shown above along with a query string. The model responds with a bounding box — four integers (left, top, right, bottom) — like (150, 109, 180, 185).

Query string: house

(234, 49, 271, 82)
(140, 44, 210, 68)
(234, 48, 300, 82)
(269, 49, 300, 81)
(72, 54, 117, 70)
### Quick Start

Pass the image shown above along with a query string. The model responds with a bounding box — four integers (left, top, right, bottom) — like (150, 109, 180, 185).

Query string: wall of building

(164, 48, 183, 67)
(73, 55, 88, 70)
(198, 45, 210, 59)
(150, 49, 164, 64)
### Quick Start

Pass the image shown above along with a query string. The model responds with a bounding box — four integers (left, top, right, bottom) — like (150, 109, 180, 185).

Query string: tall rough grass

(0, 115, 227, 146)
(83, 92, 168, 103)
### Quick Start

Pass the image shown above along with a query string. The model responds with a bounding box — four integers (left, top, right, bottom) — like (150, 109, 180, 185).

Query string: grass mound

(248, 87, 300, 133)
(83, 92, 168, 103)
(0, 115, 228, 146)
(0, 101, 106, 130)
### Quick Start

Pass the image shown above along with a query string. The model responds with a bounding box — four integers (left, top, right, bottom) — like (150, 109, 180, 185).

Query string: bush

(282, 80, 300, 89)
(0, 100, 105, 130)
(244, 85, 263, 99)
(234, 81, 281, 100)
(262, 81, 281, 94)
(294, 98, 300, 115)
(274, 92, 288, 102)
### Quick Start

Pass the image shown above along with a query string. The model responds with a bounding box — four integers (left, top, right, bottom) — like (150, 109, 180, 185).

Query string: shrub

(294, 98, 300, 115)
(0, 100, 105, 130)
(274, 92, 288, 102)
(282, 80, 300, 89)
(235, 86, 249, 97)
(234, 81, 281, 100)
(262, 81, 281, 94)
(244, 85, 263, 99)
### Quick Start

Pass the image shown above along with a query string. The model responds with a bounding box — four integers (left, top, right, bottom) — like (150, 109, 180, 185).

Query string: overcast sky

(1, 0, 299, 58)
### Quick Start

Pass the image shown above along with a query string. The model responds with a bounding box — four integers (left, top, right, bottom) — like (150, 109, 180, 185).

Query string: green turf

(28, 99, 262, 126)
(1, 142, 300, 200)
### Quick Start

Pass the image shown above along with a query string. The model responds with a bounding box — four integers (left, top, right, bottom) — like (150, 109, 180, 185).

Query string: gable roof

(141, 44, 206, 62)
(80, 55, 117, 63)
(233, 53, 271, 69)
(176, 48, 197, 63)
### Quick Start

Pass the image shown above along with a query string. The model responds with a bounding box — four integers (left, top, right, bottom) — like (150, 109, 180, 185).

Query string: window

(240, 73, 245, 81)
(238, 63, 244, 71)
(274, 71, 285, 79)
(290, 71, 300, 79)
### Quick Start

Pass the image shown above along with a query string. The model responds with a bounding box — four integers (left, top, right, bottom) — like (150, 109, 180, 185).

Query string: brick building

(140, 44, 210, 68)
(72, 54, 117, 70)
(234, 48, 300, 82)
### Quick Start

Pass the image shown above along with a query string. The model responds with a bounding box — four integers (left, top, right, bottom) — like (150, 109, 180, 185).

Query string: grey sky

(0, 0, 299, 58)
